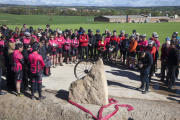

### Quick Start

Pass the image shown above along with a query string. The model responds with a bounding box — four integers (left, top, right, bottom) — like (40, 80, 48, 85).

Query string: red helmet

(150, 37, 155, 41)
(13, 34, 18, 39)
(20, 33, 24, 37)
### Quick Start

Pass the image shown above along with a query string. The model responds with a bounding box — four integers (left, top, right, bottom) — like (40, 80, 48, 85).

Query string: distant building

(94, 15, 148, 23)
(94, 14, 180, 23)
(83, 9, 89, 12)
(68, 8, 77, 11)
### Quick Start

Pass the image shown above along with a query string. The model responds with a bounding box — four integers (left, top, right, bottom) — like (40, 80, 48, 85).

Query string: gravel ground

(0, 89, 180, 120)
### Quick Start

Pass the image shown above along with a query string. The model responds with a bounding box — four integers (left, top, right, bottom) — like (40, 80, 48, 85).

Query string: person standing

(79, 29, 89, 60)
(167, 41, 179, 89)
(0, 53, 7, 95)
(139, 51, 153, 94)
(88, 30, 96, 60)
(12, 41, 25, 97)
(98, 36, 106, 60)
(144, 40, 156, 82)
(119, 30, 125, 61)
(94, 29, 102, 58)
(105, 32, 111, 61)
(128, 34, 138, 69)
(1, 25, 9, 37)
(102, 29, 108, 38)
(71, 33, 79, 63)
(23, 24, 29, 32)
(160, 38, 171, 84)
(121, 34, 129, 65)
(55, 31, 65, 66)
(110, 30, 120, 64)
(28, 43, 45, 100)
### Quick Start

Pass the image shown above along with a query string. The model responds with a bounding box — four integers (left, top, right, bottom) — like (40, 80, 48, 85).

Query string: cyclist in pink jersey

(63, 35, 72, 64)
(55, 31, 65, 66)
(71, 33, 79, 64)
(12, 41, 25, 97)
(105, 32, 111, 60)
(37, 33, 42, 42)
(23, 32, 31, 45)
(49, 35, 58, 67)
(138, 34, 148, 51)
(28, 43, 45, 100)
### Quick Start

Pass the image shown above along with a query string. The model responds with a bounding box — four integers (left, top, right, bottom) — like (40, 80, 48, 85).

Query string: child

(44, 52, 51, 76)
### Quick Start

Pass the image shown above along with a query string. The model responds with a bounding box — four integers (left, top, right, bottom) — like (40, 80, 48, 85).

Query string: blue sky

(0, 0, 179, 6)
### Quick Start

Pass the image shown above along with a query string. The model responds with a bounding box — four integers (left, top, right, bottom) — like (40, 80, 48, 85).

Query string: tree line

(0, 6, 179, 17)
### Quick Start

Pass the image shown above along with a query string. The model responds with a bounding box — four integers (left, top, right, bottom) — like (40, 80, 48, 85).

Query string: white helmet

(25, 32, 30, 37)
(148, 40, 154, 45)
(121, 30, 125, 34)
(109, 47, 114, 52)
(136, 33, 140, 36)
(58, 31, 62, 34)
(37, 33, 42, 37)
(152, 32, 157, 36)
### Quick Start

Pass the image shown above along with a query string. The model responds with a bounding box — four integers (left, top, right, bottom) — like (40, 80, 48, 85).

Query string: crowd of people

(0, 24, 179, 100)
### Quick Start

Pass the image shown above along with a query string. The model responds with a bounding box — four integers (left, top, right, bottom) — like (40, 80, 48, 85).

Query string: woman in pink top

(138, 34, 148, 51)
(30, 31, 37, 41)
(0, 35, 4, 55)
(23, 33, 31, 45)
(49, 35, 58, 67)
(55, 31, 65, 66)
(63, 35, 72, 64)
(36, 33, 42, 42)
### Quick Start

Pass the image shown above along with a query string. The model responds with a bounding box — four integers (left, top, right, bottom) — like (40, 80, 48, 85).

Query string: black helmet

(88, 29, 92, 32)
(133, 30, 136, 33)
(172, 34, 177, 38)
(73, 33, 77, 37)
(113, 30, 116, 33)
(125, 34, 129, 37)
(32, 43, 40, 51)
(29, 26, 33, 31)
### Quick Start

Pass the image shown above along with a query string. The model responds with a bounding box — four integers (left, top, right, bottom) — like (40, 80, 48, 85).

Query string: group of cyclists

(0, 24, 179, 99)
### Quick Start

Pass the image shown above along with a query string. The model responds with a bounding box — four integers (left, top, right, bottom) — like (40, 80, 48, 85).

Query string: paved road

(41, 61, 180, 102)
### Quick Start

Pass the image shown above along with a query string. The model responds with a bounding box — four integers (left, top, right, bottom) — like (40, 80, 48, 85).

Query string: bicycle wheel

(74, 60, 94, 80)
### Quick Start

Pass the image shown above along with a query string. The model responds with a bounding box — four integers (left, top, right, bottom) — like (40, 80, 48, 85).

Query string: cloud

(0, 0, 179, 6)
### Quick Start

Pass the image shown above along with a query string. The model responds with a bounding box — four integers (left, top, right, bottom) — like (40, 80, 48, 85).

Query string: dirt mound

(0, 89, 180, 120)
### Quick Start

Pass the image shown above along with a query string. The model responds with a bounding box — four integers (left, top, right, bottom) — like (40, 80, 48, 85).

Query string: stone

(68, 59, 108, 106)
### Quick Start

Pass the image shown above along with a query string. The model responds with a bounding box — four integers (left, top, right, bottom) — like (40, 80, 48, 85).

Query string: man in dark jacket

(0, 54, 7, 95)
(121, 34, 129, 65)
(1, 25, 9, 37)
(88, 31, 96, 59)
(94, 29, 102, 58)
(167, 40, 179, 89)
(39, 38, 46, 60)
(139, 51, 153, 94)
(160, 39, 171, 83)
(23, 24, 29, 32)
(45, 25, 53, 34)
(21, 44, 30, 91)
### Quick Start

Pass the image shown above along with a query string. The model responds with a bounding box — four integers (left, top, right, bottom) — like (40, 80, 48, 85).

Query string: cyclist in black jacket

(88, 30, 96, 59)
(94, 29, 102, 58)
(121, 34, 129, 65)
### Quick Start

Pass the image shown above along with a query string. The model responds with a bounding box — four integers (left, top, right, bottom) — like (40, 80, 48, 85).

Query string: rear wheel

(74, 60, 94, 80)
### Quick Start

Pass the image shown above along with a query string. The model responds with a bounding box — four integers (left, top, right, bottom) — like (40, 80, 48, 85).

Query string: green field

(1, 13, 180, 46)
